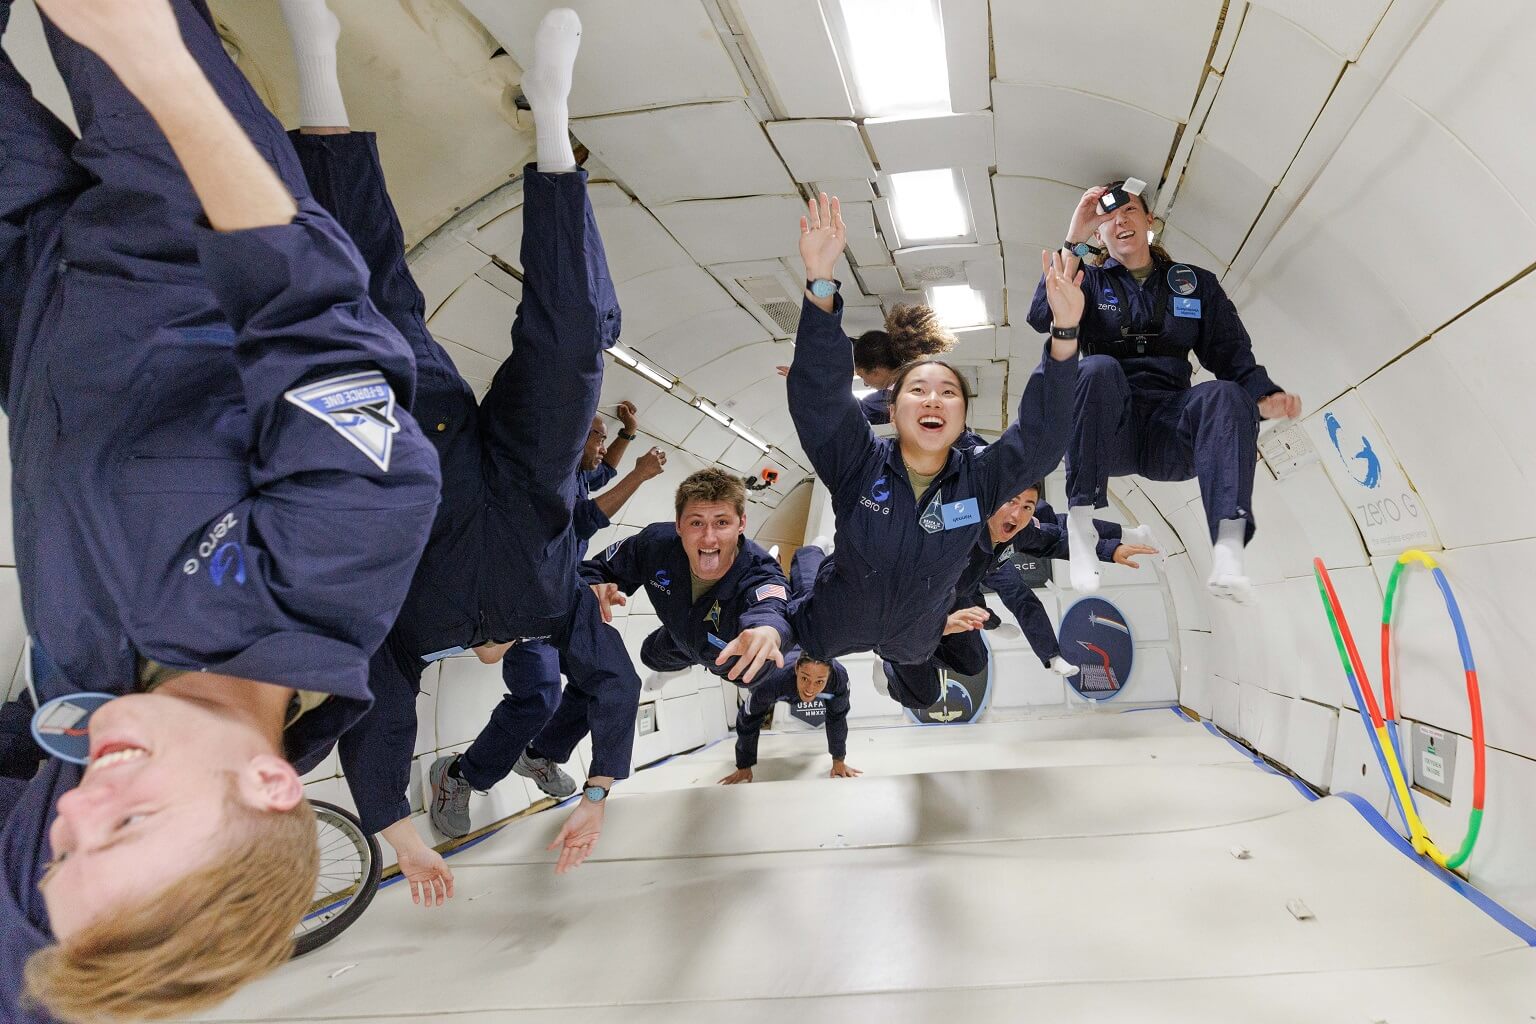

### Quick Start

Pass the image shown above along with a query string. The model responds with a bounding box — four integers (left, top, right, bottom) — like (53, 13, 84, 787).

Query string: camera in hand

(1098, 177, 1148, 215)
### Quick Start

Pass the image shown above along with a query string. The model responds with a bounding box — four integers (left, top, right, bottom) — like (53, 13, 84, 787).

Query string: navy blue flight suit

(289, 134, 640, 826)
(1027, 257, 1281, 543)
(573, 461, 619, 553)
(0, 3, 440, 1015)
(786, 295, 1077, 708)
(525, 522, 791, 766)
(734, 651, 850, 770)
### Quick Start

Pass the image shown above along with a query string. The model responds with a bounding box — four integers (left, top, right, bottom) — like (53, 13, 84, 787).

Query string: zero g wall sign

(909, 632, 993, 726)
(1301, 391, 1437, 555)
(1058, 598, 1134, 701)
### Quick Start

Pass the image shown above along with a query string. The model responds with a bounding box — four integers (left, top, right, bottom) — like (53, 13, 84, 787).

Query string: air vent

(913, 264, 959, 283)
(735, 275, 802, 335)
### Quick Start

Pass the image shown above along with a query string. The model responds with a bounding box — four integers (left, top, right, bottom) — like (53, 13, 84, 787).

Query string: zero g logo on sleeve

(860, 474, 892, 515)
(284, 371, 401, 471)
(182, 512, 244, 584)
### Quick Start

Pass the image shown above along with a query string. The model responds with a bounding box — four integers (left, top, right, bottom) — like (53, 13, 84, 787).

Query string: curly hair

(883, 303, 957, 365)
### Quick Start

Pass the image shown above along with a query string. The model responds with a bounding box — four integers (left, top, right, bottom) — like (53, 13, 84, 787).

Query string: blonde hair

(675, 467, 747, 519)
(25, 792, 318, 1022)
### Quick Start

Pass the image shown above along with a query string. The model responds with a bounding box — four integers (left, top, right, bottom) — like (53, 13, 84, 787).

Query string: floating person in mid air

(718, 651, 857, 785)
(1031, 180, 1301, 604)
(980, 484, 1158, 678)
(572, 401, 669, 556)
(0, 0, 441, 1018)
(784, 193, 1080, 711)
(521, 468, 792, 798)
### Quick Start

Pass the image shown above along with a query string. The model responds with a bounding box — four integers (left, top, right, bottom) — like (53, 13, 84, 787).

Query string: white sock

(810, 534, 833, 555)
(1207, 518, 1253, 604)
(1123, 524, 1154, 546)
(1049, 655, 1080, 678)
(523, 8, 581, 172)
(278, 0, 349, 129)
(1066, 506, 1101, 593)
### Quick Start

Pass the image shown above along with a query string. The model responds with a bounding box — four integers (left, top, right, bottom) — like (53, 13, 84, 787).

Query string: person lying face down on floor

(1029, 180, 1302, 604)
(785, 194, 1081, 712)
(513, 468, 793, 801)
(0, 0, 441, 1020)
(718, 651, 857, 785)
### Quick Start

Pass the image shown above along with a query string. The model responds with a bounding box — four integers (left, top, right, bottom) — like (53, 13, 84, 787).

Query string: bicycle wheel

(293, 800, 381, 957)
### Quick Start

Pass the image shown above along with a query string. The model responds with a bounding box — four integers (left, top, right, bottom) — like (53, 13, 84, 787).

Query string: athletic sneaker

(428, 754, 473, 839)
(513, 750, 577, 799)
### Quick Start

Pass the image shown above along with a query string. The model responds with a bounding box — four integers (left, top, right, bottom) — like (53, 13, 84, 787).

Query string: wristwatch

(581, 782, 610, 803)
(1050, 324, 1080, 339)
(1063, 239, 1103, 259)
(617, 429, 638, 442)
(805, 278, 840, 299)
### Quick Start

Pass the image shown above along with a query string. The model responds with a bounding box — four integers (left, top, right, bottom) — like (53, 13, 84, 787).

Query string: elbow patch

(285, 371, 401, 471)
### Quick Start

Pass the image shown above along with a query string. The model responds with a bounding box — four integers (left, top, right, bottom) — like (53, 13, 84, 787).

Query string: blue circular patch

(1059, 598, 1135, 701)
(1167, 264, 1198, 297)
(30, 692, 116, 764)
(908, 633, 992, 726)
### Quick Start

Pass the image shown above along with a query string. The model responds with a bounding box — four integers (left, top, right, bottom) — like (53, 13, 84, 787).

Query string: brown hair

(674, 467, 746, 519)
(1101, 179, 1173, 264)
(25, 793, 318, 1023)
(852, 304, 957, 373)
(889, 358, 971, 415)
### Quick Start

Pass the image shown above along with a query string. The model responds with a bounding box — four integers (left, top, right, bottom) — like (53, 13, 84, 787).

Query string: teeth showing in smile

(920, 417, 943, 428)
(91, 747, 148, 769)
(1117, 230, 1135, 240)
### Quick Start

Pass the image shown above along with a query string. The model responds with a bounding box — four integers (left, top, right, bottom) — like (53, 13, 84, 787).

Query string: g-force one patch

(285, 371, 401, 471)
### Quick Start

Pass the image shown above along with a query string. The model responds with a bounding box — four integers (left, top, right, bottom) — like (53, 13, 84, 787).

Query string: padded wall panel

(993, 84, 1180, 186)
(1255, 0, 1391, 60)
(730, 0, 855, 119)
(1166, 139, 1273, 264)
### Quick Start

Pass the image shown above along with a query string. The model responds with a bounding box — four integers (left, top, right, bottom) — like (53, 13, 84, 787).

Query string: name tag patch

(941, 498, 981, 530)
(706, 633, 728, 651)
(1172, 297, 1202, 319)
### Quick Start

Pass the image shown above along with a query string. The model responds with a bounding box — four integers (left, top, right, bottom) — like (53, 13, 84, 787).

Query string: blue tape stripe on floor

(1197, 719, 1319, 803)
(1336, 792, 1536, 947)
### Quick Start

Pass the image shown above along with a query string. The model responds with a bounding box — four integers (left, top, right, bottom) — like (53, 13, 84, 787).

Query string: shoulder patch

(284, 371, 401, 471)
(753, 583, 787, 603)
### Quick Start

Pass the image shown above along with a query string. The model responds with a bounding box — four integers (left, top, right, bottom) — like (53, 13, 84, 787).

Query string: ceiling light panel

(926, 283, 988, 329)
(887, 168, 971, 245)
(833, 0, 952, 118)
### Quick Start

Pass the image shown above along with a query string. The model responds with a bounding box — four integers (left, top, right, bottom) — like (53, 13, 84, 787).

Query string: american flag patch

(754, 583, 787, 602)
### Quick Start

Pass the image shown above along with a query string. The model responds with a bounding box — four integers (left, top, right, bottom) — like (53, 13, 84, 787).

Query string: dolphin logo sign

(870, 475, 891, 504)
(1325, 411, 1382, 489)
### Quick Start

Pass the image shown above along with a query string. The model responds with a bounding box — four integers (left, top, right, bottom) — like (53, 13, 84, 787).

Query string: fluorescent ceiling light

(835, 0, 951, 117)
(888, 168, 969, 243)
(694, 398, 732, 426)
(633, 361, 675, 391)
(609, 345, 637, 368)
(927, 284, 987, 328)
(728, 420, 769, 451)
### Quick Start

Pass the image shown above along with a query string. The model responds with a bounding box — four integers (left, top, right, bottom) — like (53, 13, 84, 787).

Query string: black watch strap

(617, 429, 638, 441)
(1050, 324, 1080, 339)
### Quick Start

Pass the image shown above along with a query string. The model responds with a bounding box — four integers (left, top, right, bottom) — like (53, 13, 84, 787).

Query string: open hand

(1112, 543, 1159, 569)
(1041, 248, 1086, 329)
(548, 798, 604, 875)
(943, 606, 990, 636)
(718, 767, 753, 785)
(396, 843, 455, 908)
(830, 760, 862, 779)
(716, 625, 784, 684)
(799, 193, 846, 282)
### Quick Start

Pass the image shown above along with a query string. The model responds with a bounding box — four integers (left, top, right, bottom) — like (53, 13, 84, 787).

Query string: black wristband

(1050, 324, 1079, 339)
(617, 429, 638, 441)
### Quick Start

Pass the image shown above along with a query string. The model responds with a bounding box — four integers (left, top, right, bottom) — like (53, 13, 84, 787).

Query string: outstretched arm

(592, 447, 666, 521)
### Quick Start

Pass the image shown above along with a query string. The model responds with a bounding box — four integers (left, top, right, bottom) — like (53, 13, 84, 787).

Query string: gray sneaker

(513, 750, 577, 799)
(428, 755, 473, 839)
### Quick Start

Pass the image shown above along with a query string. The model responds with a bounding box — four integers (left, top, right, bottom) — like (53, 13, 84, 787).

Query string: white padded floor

(197, 710, 1536, 1023)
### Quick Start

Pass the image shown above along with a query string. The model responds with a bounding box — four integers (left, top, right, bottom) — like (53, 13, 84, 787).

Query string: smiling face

(988, 487, 1040, 546)
(677, 499, 746, 581)
(580, 416, 608, 472)
(794, 658, 832, 702)
(890, 361, 967, 455)
(1097, 190, 1154, 267)
(40, 690, 302, 941)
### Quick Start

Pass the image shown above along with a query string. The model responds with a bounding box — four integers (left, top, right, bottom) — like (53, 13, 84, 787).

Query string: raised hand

(635, 447, 667, 479)
(35, 0, 187, 83)
(1257, 392, 1303, 421)
(1041, 248, 1086, 330)
(799, 192, 846, 283)
(1066, 186, 1114, 248)
(616, 400, 638, 432)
